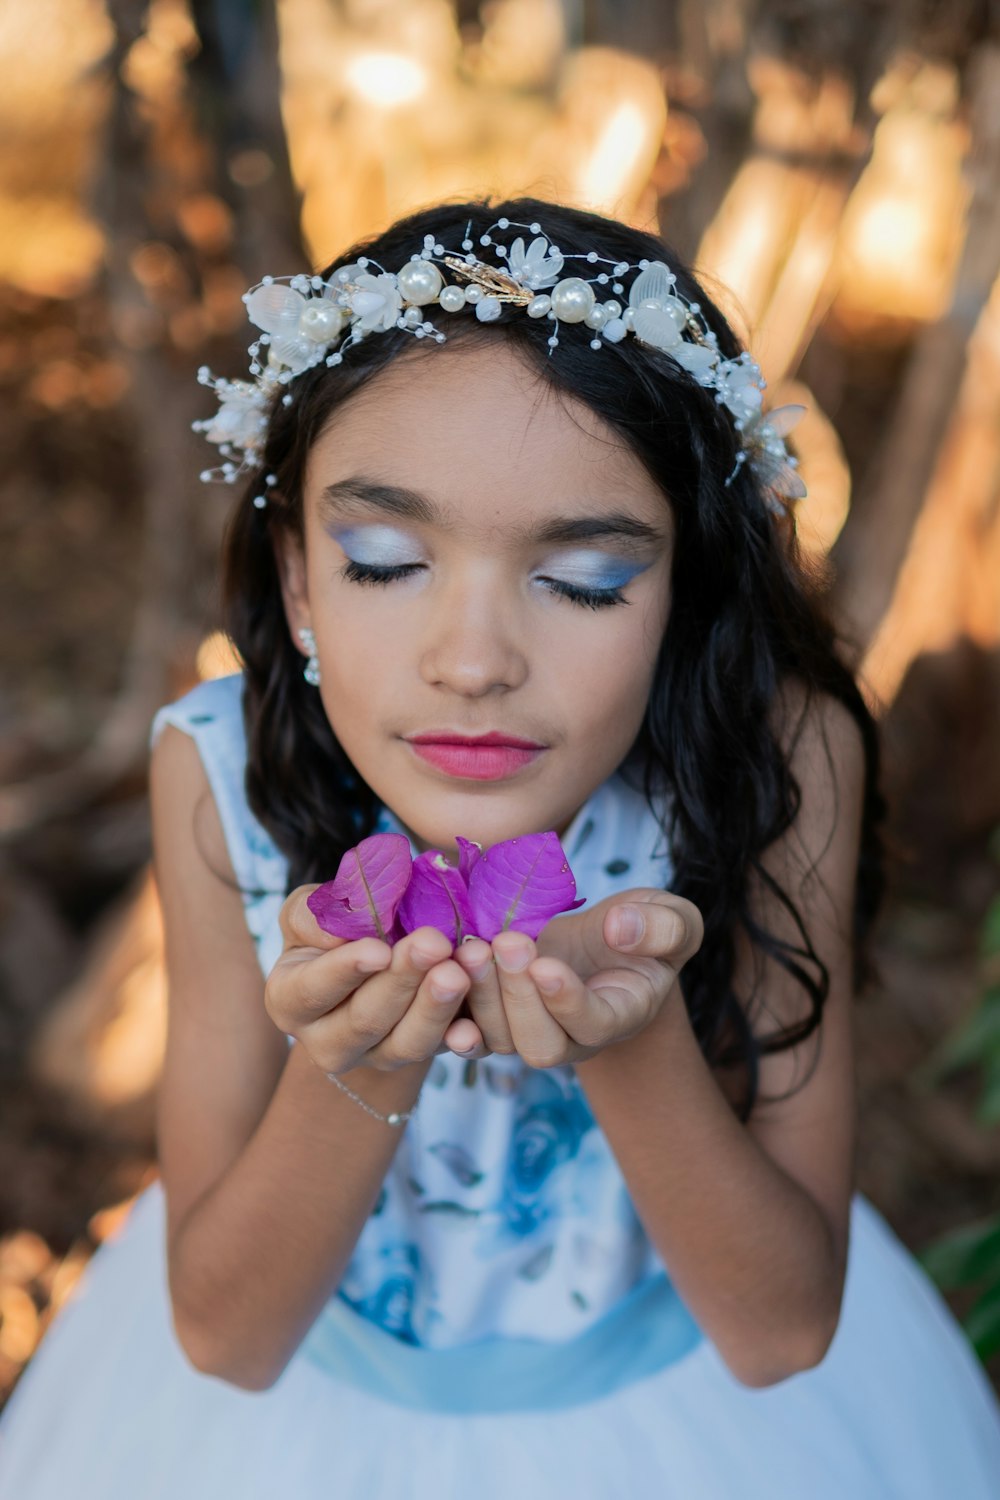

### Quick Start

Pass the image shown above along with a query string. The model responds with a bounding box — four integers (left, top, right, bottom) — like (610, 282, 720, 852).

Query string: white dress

(1, 671, 999, 1499)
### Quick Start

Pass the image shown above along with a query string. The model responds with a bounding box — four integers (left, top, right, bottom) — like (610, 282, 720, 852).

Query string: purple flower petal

(468, 831, 586, 941)
(456, 835, 483, 885)
(306, 832, 413, 942)
(397, 850, 477, 945)
(385, 914, 408, 945)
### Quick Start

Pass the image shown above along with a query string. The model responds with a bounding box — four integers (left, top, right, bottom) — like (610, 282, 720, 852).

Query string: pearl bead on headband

(193, 215, 807, 516)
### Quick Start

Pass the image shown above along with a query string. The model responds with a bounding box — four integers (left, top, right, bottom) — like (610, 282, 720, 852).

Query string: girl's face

(275, 338, 673, 855)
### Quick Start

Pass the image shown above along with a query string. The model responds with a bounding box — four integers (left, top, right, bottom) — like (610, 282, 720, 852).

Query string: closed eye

(340, 560, 423, 588)
(535, 575, 630, 610)
(338, 559, 630, 610)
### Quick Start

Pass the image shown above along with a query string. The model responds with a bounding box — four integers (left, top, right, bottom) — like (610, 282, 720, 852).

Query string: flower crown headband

(194, 214, 806, 516)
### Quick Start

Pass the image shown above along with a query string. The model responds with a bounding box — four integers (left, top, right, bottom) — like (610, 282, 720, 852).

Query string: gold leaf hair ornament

(193, 215, 806, 516)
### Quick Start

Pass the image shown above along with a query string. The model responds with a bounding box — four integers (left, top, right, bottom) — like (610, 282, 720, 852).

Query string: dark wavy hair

(218, 193, 888, 1121)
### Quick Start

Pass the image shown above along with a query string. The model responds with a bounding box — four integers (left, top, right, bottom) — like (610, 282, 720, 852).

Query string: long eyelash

(340, 559, 423, 587)
(339, 559, 630, 611)
(543, 579, 629, 610)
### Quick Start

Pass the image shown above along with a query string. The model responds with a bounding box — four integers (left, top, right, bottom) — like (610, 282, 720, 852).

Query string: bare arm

(573, 688, 863, 1388)
(168, 1033, 430, 1391)
(151, 724, 468, 1390)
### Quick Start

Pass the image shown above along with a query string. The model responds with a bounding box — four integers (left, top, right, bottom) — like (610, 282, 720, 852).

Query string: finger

(433, 1027, 485, 1056)
(526, 957, 621, 1050)
(492, 932, 567, 1067)
(341, 926, 455, 1045)
(539, 889, 702, 978)
(602, 893, 704, 969)
(441, 1016, 490, 1057)
(453, 937, 516, 1054)
(372, 954, 471, 1066)
(282, 932, 394, 1019)
(266, 932, 393, 1035)
(279, 884, 349, 952)
(581, 964, 664, 1043)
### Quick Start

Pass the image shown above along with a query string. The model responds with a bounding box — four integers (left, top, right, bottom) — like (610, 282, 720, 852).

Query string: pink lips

(405, 732, 547, 782)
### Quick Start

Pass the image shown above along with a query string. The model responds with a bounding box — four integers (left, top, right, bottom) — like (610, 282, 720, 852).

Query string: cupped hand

(264, 885, 476, 1074)
(445, 889, 704, 1067)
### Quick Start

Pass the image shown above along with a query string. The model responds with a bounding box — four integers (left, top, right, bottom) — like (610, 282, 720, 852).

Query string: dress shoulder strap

(148, 672, 289, 975)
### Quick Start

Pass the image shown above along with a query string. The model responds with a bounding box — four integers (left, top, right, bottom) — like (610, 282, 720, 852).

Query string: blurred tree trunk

(187, 0, 303, 271)
(661, 0, 900, 261)
(832, 42, 1000, 655)
(0, 0, 302, 840)
(8, 0, 305, 1120)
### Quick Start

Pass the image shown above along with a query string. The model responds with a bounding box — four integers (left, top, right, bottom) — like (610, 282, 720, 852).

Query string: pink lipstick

(404, 731, 547, 782)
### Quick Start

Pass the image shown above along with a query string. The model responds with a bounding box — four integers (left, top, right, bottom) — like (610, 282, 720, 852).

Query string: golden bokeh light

(196, 631, 244, 680)
(344, 51, 430, 108)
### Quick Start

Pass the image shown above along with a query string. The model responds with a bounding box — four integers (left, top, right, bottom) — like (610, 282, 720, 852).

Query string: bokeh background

(1, 0, 999, 1410)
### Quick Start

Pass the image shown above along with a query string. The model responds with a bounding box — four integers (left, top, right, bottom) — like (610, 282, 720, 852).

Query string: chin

(409, 806, 539, 855)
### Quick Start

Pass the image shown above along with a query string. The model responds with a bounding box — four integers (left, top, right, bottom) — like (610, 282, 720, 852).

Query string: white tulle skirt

(1, 1177, 999, 1499)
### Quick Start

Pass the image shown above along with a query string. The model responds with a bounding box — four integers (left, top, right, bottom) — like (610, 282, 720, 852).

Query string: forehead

(303, 339, 670, 539)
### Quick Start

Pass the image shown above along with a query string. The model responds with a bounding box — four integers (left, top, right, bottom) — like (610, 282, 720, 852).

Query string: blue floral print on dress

(499, 1071, 595, 1238)
(340, 1242, 422, 1345)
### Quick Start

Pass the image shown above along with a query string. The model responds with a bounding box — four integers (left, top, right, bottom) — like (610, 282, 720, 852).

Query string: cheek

(540, 599, 664, 723)
(313, 598, 398, 677)
(585, 647, 656, 721)
(578, 582, 668, 664)
(310, 615, 401, 748)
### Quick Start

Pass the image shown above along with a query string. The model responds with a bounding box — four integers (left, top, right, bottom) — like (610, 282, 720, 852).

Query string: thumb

(537, 889, 702, 978)
(600, 889, 704, 969)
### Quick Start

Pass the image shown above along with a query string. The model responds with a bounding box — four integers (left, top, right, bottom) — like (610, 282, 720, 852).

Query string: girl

(2, 195, 999, 1498)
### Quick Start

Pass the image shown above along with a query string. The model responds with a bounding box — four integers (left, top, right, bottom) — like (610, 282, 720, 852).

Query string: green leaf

(923, 989, 1000, 1079)
(917, 1212, 1000, 1289)
(979, 898, 1000, 959)
(975, 1058, 1000, 1126)
(965, 1279, 1000, 1363)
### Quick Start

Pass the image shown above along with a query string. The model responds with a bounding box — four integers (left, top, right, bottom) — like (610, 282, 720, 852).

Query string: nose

(418, 573, 529, 696)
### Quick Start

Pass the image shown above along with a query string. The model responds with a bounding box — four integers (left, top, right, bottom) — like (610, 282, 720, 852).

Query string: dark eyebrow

(318, 477, 666, 552)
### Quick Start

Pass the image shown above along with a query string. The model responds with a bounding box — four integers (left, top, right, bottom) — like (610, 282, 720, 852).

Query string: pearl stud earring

(297, 626, 320, 685)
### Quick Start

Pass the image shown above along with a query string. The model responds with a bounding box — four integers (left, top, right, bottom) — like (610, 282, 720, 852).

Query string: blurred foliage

(917, 825, 1000, 1363)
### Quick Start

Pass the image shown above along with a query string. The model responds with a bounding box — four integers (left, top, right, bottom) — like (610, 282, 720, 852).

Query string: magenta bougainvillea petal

(308, 828, 584, 947)
(397, 850, 477, 945)
(456, 835, 483, 885)
(467, 830, 586, 941)
(385, 914, 407, 945)
(306, 832, 413, 942)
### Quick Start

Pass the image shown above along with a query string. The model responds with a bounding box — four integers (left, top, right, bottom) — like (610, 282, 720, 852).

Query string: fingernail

(494, 939, 530, 972)
(355, 956, 388, 975)
(468, 960, 492, 982)
(431, 980, 464, 1002)
(536, 973, 562, 995)
(610, 906, 644, 946)
(666, 915, 686, 947)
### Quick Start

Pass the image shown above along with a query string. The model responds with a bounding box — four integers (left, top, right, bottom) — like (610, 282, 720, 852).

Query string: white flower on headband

(245, 283, 349, 375)
(626, 262, 685, 349)
(668, 341, 721, 383)
(193, 217, 808, 515)
(715, 355, 766, 423)
(192, 374, 268, 449)
(345, 271, 403, 332)
(626, 263, 719, 384)
(505, 235, 565, 290)
(738, 405, 808, 512)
